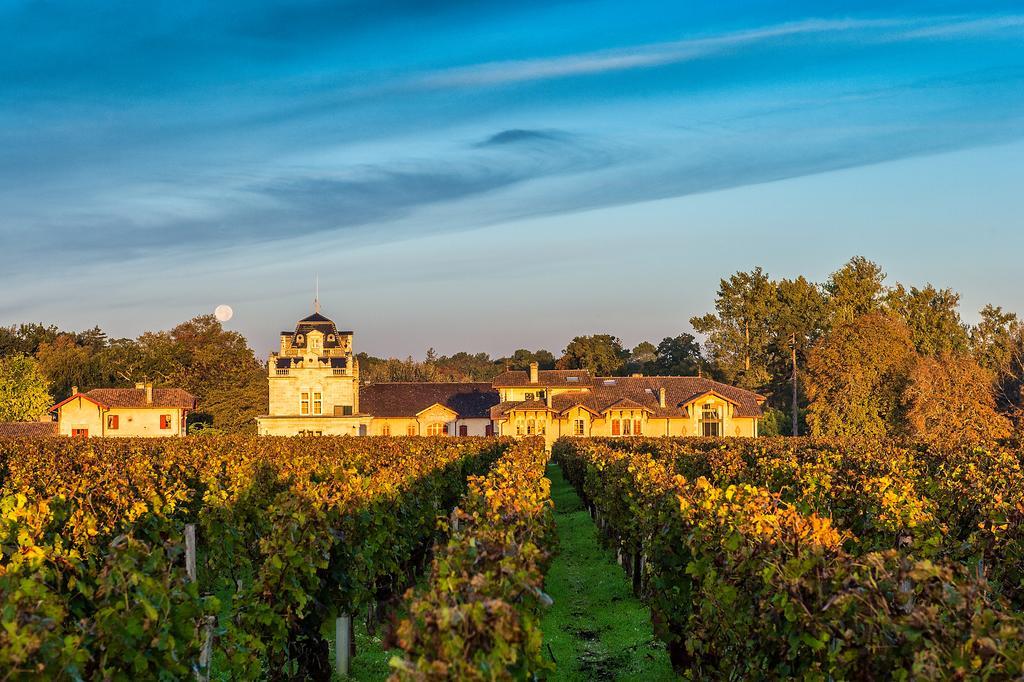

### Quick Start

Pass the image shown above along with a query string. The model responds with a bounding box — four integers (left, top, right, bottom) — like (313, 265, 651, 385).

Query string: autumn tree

(805, 313, 916, 438)
(824, 256, 885, 326)
(35, 334, 99, 398)
(903, 353, 1011, 450)
(690, 267, 776, 389)
(885, 284, 968, 356)
(558, 335, 627, 375)
(0, 355, 53, 421)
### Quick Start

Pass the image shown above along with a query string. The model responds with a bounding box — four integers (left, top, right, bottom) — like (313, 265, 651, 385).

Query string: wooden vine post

(185, 524, 215, 682)
(336, 614, 352, 676)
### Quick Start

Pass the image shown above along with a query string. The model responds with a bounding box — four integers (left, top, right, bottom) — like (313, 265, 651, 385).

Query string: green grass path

(541, 463, 675, 680)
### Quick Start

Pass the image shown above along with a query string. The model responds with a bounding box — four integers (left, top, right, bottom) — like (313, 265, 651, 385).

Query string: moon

(214, 304, 234, 322)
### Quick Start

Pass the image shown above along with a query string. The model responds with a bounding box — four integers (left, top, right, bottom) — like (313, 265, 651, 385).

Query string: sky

(1, 0, 1022, 358)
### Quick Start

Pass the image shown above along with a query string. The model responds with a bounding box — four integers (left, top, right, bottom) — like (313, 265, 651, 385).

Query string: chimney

(546, 391, 552, 408)
(145, 382, 153, 404)
(71, 385, 78, 396)
(529, 362, 538, 384)
(658, 387, 666, 409)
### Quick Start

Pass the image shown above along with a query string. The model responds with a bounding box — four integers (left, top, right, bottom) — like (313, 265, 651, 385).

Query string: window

(537, 390, 546, 401)
(634, 420, 642, 436)
(538, 421, 546, 435)
(622, 419, 632, 435)
(611, 420, 621, 436)
(485, 424, 494, 436)
(338, 405, 353, 416)
(107, 415, 119, 430)
(298, 430, 323, 436)
(459, 425, 468, 436)
(566, 376, 579, 383)
(524, 392, 535, 401)
(573, 419, 585, 436)
(380, 424, 391, 436)
(71, 428, 88, 438)
(407, 424, 417, 436)
(426, 423, 446, 436)
(702, 403, 721, 437)
(160, 414, 172, 430)
(312, 392, 322, 415)
(516, 420, 524, 436)
(301, 392, 310, 415)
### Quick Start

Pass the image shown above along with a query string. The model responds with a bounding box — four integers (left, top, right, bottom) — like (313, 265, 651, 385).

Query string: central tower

(256, 307, 369, 435)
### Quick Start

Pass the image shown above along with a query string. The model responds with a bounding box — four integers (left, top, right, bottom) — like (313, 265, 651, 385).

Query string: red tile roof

(0, 421, 58, 438)
(490, 369, 592, 387)
(360, 382, 499, 419)
(83, 388, 196, 409)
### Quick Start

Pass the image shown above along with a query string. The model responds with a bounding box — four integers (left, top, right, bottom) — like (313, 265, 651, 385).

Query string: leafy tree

(824, 256, 885, 325)
(626, 341, 658, 374)
(651, 335, 701, 376)
(768, 277, 827, 435)
(34, 334, 99, 399)
(690, 267, 776, 389)
(903, 353, 1011, 451)
(503, 349, 556, 371)
(805, 313, 916, 438)
(557, 335, 627, 376)
(0, 323, 60, 357)
(971, 305, 1019, 375)
(885, 284, 968, 356)
(0, 355, 53, 421)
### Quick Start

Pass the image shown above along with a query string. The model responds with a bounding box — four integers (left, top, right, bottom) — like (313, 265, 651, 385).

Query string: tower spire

(314, 274, 320, 314)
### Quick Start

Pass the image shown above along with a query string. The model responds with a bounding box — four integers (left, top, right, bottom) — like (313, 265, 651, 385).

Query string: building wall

(495, 395, 758, 446)
(369, 416, 491, 437)
(257, 416, 370, 436)
(57, 399, 187, 437)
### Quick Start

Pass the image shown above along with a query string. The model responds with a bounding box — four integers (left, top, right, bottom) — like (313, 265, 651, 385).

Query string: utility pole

(791, 333, 799, 437)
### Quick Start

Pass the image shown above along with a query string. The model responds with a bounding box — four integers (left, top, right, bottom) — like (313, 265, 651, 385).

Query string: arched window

(406, 424, 417, 436)
(426, 423, 446, 436)
(380, 423, 391, 436)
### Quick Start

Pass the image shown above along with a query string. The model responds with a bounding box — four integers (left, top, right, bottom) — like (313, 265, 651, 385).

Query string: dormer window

(296, 334, 305, 345)
(327, 334, 335, 342)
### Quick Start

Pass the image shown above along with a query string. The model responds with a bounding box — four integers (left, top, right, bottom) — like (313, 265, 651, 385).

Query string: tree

(0, 355, 53, 421)
(34, 334, 99, 398)
(805, 313, 916, 438)
(903, 353, 1011, 451)
(690, 267, 776, 389)
(650, 335, 701, 376)
(557, 335, 627, 376)
(768, 277, 827, 436)
(502, 349, 556, 371)
(885, 284, 968, 356)
(971, 305, 1019, 374)
(824, 256, 885, 325)
(626, 341, 658, 374)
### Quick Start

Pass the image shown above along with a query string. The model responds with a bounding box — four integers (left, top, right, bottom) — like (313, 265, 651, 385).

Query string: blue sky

(1, 1, 1022, 357)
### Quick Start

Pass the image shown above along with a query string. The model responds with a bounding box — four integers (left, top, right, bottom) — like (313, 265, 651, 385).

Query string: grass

(541, 463, 676, 681)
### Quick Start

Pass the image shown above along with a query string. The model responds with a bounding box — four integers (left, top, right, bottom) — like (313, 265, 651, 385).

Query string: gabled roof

(360, 383, 499, 419)
(0, 421, 58, 438)
(601, 397, 652, 413)
(50, 392, 109, 412)
(415, 402, 459, 418)
(52, 388, 196, 411)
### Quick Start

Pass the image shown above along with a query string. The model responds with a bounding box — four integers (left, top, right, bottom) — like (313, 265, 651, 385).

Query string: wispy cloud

(415, 15, 1024, 89)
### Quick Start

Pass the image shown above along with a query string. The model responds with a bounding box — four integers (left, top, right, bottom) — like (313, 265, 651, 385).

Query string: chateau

(257, 308, 765, 442)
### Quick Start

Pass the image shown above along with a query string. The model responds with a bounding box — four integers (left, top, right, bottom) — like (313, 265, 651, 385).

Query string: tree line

(2, 255, 1021, 445)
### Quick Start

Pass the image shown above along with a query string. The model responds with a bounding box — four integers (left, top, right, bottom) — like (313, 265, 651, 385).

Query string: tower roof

(289, 310, 345, 349)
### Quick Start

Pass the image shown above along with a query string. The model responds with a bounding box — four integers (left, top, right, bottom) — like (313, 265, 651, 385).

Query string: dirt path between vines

(540, 463, 675, 681)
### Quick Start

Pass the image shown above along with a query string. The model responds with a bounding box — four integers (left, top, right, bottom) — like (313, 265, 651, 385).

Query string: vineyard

(0, 435, 552, 680)
(3, 434, 1023, 680)
(555, 437, 1024, 679)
